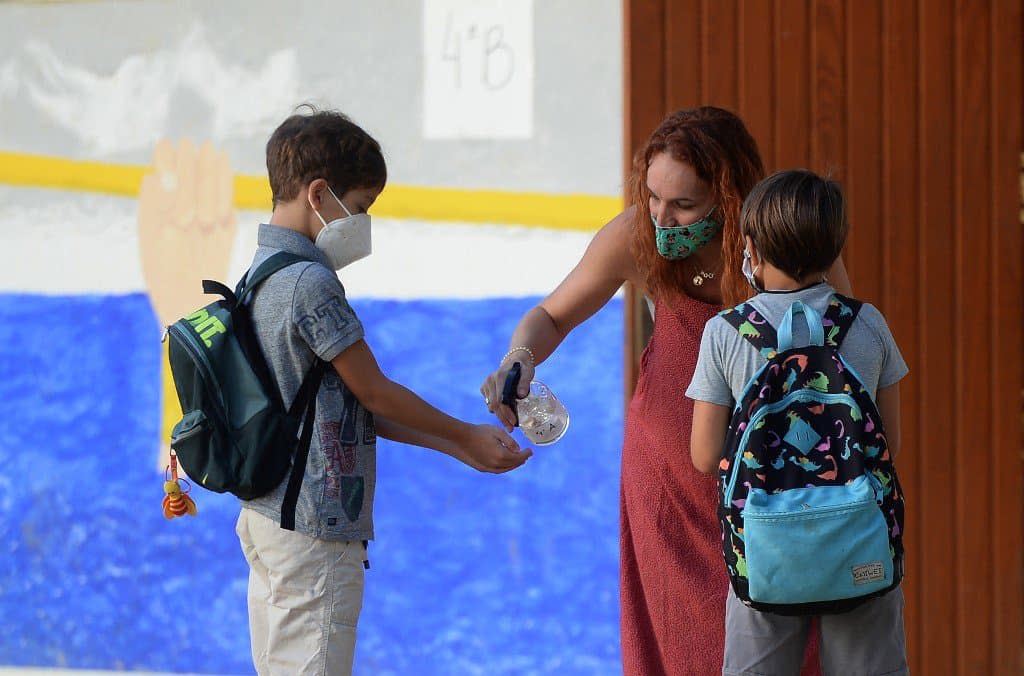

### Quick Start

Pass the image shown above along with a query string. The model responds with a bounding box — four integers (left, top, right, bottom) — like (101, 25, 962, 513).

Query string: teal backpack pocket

(742, 474, 892, 605)
(170, 410, 210, 451)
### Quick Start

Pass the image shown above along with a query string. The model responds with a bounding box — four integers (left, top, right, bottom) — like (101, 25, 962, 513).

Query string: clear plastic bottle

(502, 363, 570, 446)
(516, 380, 570, 446)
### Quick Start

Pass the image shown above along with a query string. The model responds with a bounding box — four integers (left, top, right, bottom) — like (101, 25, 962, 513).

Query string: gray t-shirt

(242, 223, 375, 542)
(686, 284, 908, 408)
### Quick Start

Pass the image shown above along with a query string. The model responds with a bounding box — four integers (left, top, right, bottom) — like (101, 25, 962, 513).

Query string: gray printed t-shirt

(241, 223, 375, 542)
(686, 284, 909, 409)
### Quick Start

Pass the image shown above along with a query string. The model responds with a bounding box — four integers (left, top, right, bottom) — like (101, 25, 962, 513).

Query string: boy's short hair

(740, 169, 848, 280)
(266, 106, 387, 207)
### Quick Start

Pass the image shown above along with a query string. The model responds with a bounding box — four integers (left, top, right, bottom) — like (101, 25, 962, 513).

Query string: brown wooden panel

(737, 0, 777, 167)
(666, 0, 702, 111)
(623, 0, 666, 397)
(881, 1, 923, 667)
(844, 1, 883, 305)
(810, 0, 846, 178)
(625, 0, 667, 166)
(954, 0, 995, 672)
(917, 0, 958, 671)
(702, 0, 739, 108)
(989, 2, 1024, 672)
(774, 0, 811, 169)
(624, 2, 1024, 671)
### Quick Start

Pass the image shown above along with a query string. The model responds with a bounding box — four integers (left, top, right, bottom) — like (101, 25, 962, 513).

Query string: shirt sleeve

(686, 316, 736, 408)
(291, 263, 365, 362)
(864, 304, 909, 390)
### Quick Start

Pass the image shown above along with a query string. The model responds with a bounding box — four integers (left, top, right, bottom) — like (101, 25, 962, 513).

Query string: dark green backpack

(167, 252, 326, 529)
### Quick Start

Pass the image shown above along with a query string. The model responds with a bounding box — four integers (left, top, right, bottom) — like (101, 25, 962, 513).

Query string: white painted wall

(0, 0, 623, 196)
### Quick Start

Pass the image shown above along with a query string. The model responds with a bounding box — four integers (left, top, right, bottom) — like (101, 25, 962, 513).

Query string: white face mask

(742, 245, 763, 293)
(311, 186, 372, 271)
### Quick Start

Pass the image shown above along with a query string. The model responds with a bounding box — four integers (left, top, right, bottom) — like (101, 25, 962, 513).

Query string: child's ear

(306, 178, 328, 210)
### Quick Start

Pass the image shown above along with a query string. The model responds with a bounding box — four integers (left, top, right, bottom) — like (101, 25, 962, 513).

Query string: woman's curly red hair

(629, 107, 765, 307)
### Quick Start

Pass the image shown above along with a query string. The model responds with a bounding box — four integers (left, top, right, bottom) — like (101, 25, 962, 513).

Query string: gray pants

(723, 587, 908, 676)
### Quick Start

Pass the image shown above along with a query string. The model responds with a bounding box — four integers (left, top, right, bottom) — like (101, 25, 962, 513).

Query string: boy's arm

(690, 401, 731, 474)
(876, 383, 901, 459)
(686, 317, 735, 474)
(374, 417, 504, 472)
(332, 339, 532, 473)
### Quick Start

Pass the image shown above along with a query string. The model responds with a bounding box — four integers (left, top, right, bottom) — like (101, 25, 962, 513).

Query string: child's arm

(374, 417, 509, 472)
(333, 339, 532, 473)
(686, 316, 735, 474)
(690, 401, 731, 474)
(876, 383, 901, 459)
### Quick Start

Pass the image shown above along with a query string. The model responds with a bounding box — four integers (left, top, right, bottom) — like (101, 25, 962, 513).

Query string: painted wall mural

(0, 2, 625, 674)
(137, 139, 238, 469)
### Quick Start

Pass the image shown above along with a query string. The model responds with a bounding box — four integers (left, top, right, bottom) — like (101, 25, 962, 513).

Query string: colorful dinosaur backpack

(716, 293, 904, 615)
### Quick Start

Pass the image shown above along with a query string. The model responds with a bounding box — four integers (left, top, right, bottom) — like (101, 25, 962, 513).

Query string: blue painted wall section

(0, 294, 624, 675)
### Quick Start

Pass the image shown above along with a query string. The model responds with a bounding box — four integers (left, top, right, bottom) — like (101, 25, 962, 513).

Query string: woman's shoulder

(597, 204, 636, 243)
(587, 205, 643, 284)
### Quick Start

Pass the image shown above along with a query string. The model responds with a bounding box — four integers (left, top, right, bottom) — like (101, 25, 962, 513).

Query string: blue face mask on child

(742, 246, 763, 293)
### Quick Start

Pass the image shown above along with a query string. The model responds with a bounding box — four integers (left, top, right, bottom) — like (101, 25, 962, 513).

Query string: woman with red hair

(481, 107, 850, 674)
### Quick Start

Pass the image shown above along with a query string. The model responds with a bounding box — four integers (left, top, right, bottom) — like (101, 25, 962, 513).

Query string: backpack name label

(851, 562, 885, 585)
(186, 309, 227, 348)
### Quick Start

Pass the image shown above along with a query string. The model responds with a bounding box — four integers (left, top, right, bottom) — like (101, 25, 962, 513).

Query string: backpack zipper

(168, 323, 230, 430)
(723, 390, 863, 508)
(742, 494, 877, 521)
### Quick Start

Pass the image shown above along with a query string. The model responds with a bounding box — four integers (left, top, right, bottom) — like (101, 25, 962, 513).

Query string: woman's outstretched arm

(480, 207, 640, 430)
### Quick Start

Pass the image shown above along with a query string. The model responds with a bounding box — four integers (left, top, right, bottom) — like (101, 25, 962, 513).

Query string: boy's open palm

(456, 424, 532, 473)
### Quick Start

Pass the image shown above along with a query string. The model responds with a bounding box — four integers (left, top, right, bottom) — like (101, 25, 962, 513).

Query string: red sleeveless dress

(619, 292, 821, 675)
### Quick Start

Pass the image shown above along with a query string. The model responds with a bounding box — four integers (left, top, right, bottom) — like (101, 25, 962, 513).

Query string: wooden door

(623, 1, 1023, 672)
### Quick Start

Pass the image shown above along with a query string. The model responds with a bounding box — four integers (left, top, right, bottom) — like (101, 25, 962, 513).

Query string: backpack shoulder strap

(718, 302, 780, 360)
(279, 360, 328, 531)
(236, 252, 317, 303)
(823, 293, 864, 349)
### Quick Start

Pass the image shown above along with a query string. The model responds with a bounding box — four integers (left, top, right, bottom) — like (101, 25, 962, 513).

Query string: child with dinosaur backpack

(686, 169, 909, 675)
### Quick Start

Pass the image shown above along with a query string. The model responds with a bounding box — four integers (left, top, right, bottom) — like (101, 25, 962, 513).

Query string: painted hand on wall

(138, 139, 237, 471)
(139, 139, 237, 327)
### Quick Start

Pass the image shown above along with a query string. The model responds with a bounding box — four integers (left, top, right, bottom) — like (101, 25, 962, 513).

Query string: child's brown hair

(266, 105, 386, 207)
(740, 169, 848, 281)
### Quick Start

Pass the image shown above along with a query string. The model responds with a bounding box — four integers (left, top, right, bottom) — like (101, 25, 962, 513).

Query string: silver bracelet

(502, 346, 536, 366)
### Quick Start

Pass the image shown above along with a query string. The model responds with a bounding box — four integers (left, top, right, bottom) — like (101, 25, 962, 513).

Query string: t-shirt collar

(257, 223, 332, 269)
(759, 281, 829, 295)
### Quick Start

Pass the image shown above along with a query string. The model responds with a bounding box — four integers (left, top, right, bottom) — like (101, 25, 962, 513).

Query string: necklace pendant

(693, 275, 703, 286)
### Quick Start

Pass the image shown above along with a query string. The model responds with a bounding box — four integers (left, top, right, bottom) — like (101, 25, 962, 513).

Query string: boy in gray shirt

(236, 109, 531, 676)
(687, 170, 909, 675)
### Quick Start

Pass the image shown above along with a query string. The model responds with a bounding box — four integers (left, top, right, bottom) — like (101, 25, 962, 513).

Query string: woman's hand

(479, 208, 638, 432)
(480, 353, 535, 432)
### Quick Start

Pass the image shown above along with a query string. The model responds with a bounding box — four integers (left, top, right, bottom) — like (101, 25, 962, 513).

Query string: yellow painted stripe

(0, 151, 621, 231)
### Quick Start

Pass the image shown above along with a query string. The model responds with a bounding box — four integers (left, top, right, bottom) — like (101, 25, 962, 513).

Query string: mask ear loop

(327, 186, 353, 217)
(309, 190, 329, 229)
(742, 243, 764, 293)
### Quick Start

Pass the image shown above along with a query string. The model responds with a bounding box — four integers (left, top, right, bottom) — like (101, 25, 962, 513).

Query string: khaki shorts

(724, 586, 908, 676)
(236, 509, 366, 676)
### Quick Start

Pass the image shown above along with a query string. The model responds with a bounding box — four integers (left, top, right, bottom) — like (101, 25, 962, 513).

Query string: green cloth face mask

(652, 207, 721, 260)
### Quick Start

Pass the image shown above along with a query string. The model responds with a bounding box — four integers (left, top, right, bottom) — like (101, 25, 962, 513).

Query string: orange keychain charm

(163, 451, 198, 519)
